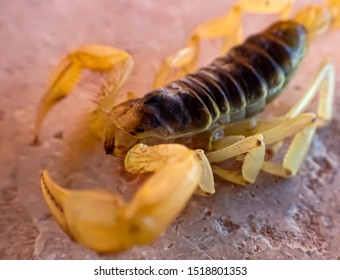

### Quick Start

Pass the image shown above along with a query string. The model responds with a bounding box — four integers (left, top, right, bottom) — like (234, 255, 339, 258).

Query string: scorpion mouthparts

(104, 140, 115, 155)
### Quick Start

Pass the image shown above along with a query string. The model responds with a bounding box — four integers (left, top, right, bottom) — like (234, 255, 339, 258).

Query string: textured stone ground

(0, 0, 339, 259)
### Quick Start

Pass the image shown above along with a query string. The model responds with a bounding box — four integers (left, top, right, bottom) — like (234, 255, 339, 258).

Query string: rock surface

(0, 0, 339, 259)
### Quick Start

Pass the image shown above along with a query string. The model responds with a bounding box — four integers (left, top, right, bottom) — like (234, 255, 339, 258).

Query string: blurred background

(0, 0, 339, 259)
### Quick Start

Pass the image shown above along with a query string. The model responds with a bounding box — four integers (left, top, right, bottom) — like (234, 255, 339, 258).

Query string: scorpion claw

(40, 170, 70, 235)
(40, 169, 128, 253)
(40, 145, 203, 253)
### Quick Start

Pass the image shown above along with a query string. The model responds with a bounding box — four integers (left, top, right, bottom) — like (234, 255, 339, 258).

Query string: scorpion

(34, 0, 339, 253)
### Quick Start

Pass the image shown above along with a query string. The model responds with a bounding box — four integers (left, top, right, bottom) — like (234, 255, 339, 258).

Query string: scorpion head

(103, 98, 146, 157)
(102, 89, 173, 157)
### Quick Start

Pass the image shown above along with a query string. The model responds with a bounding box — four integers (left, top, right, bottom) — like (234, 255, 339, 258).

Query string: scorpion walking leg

(213, 135, 246, 151)
(34, 45, 134, 142)
(153, 0, 293, 88)
(208, 134, 266, 185)
(260, 60, 335, 177)
(207, 113, 316, 185)
(152, 9, 241, 88)
(40, 143, 206, 253)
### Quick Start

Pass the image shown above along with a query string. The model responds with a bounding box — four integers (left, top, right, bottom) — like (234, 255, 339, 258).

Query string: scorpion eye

(136, 127, 145, 133)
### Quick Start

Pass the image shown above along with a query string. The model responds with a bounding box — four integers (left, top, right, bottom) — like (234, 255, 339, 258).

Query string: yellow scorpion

(35, 0, 339, 253)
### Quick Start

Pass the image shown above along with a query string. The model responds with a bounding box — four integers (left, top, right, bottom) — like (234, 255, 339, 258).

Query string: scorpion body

(35, 0, 339, 253)
(105, 20, 309, 155)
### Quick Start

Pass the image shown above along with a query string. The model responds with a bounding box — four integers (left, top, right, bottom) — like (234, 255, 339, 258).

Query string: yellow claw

(41, 170, 128, 252)
(40, 144, 202, 253)
(34, 45, 134, 143)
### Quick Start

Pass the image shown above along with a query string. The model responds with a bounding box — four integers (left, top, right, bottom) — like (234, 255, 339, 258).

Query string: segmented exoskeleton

(104, 21, 308, 155)
(36, 0, 339, 254)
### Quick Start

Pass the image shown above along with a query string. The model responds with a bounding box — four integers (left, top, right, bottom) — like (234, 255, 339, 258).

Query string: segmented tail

(294, 0, 340, 41)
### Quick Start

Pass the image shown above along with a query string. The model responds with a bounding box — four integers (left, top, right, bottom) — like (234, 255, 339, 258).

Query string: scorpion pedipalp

(34, 45, 134, 143)
(40, 144, 205, 253)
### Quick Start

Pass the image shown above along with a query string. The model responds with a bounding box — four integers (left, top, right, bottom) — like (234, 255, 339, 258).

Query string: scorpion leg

(208, 134, 266, 185)
(40, 144, 204, 253)
(213, 135, 246, 150)
(153, 0, 293, 88)
(207, 113, 316, 185)
(152, 7, 242, 88)
(260, 60, 335, 177)
(213, 60, 335, 181)
(285, 60, 334, 126)
(34, 45, 134, 142)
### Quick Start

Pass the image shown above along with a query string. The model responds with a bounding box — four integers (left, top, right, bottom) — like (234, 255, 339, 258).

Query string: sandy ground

(0, 0, 340, 259)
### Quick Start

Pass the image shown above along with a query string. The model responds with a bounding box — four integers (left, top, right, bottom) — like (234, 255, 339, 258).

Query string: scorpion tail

(294, 0, 340, 41)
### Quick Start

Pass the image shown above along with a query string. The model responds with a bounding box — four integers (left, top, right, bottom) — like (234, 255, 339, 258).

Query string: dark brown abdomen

(139, 20, 309, 138)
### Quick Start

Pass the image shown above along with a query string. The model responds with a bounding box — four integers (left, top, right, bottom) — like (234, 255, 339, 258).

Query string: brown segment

(132, 20, 309, 139)
(223, 43, 286, 100)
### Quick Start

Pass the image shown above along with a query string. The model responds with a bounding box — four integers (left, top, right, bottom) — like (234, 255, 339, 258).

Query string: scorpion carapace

(103, 20, 309, 155)
(36, 0, 339, 253)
